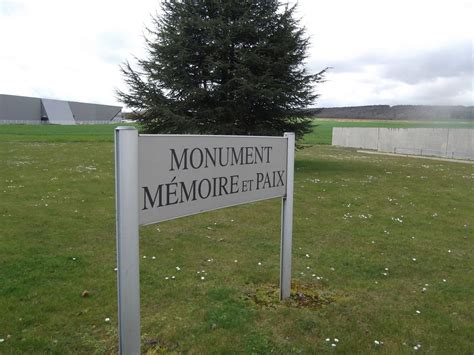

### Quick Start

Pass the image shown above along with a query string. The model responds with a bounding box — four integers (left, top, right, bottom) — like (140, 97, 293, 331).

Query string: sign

(115, 127, 294, 355)
(138, 135, 288, 225)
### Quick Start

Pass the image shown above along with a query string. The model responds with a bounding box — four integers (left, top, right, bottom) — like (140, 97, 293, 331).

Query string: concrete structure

(332, 127, 379, 150)
(332, 127, 474, 161)
(41, 99, 75, 125)
(0, 94, 121, 125)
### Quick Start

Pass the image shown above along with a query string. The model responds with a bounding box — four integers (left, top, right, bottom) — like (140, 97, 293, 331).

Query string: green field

(0, 124, 124, 142)
(0, 122, 473, 353)
(1, 118, 472, 144)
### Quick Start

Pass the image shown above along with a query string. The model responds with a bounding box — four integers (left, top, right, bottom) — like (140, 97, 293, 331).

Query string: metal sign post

(114, 127, 294, 354)
(280, 132, 294, 300)
(115, 127, 140, 355)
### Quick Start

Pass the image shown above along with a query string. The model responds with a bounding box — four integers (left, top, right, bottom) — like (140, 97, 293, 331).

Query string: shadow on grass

(296, 159, 355, 174)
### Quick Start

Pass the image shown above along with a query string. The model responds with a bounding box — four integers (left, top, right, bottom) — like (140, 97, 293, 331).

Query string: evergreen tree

(117, 0, 327, 140)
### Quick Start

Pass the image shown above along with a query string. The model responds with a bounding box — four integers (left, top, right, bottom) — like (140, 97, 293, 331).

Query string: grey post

(115, 127, 141, 354)
(280, 132, 295, 300)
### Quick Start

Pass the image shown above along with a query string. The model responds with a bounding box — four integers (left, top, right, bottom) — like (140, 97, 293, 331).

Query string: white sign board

(138, 135, 288, 225)
(115, 128, 294, 355)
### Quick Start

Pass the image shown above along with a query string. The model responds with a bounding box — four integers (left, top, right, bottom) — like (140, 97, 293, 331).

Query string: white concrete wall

(332, 127, 474, 161)
(332, 127, 379, 149)
(447, 129, 474, 160)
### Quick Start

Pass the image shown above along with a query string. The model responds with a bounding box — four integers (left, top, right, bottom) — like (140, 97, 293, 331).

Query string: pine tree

(117, 0, 327, 140)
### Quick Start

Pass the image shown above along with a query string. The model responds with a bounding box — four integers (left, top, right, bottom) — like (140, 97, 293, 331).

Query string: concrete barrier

(332, 127, 474, 161)
(332, 127, 379, 150)
(447, 129, 474, 160)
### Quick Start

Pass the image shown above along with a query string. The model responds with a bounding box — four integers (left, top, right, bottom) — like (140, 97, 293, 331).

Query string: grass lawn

(0, 124, 124, 142)
(0, 123, 473, 353)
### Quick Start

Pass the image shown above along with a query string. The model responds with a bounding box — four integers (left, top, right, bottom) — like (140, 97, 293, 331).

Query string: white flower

(412, 258, 417, 261)
(331, 343, 336, 347)
(325, 338, 330, 342)
(258, 262, 262, 266)
(200, 276, 205, 280)
(0, 338, 4, 343)
(443, 279, 447, 282)
(305, 254, 310, 258)
(374, 340, 380, 345)
(334, 338, 339, 343)
(176, 266, 181, 271)
(105, 317, 111, 322)
(143, 256, 147, 259)
(415, 310, 421, 314)
(152, 256, 156, 260)
(234, 259, 238, 263)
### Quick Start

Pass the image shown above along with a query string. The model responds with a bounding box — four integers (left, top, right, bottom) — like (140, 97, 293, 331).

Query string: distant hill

(307, 105, 473, 120)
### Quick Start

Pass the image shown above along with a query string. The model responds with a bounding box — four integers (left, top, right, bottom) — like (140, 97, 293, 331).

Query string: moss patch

(245, 282, 337, 309)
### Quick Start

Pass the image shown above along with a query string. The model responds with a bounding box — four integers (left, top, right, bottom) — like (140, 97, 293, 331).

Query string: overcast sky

(0, 0, 472, 108)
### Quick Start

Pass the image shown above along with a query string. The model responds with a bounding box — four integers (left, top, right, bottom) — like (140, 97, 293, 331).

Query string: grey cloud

(409, 76, 472, 105)
(307, 52, 385, 75)
(310, 41, 472, 84)
(381, 42, 472, 84)
(307, 41, 473, 106)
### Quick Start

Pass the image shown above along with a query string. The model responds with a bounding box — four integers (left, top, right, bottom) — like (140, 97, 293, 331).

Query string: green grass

(0, 123, 473, 353)
(0, 124, 130, 142)
(303, 119, 474, 145)
(1, 119, 472, 144)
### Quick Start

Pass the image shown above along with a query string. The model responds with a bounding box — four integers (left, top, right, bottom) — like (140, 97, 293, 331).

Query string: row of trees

(118, 0, 326, 140)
